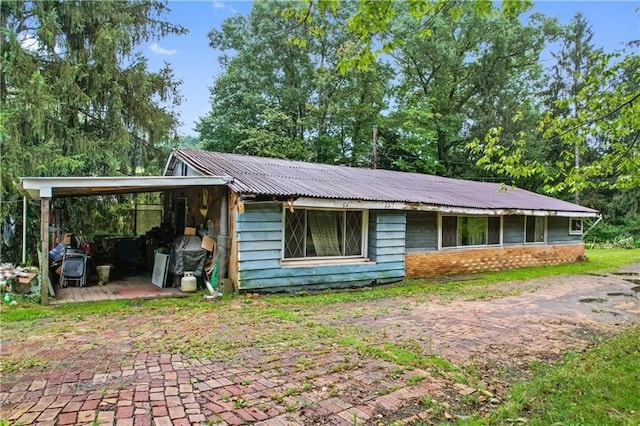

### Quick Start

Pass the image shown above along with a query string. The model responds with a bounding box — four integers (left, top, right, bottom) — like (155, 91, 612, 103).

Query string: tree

(287, 0, 533, 71)
(386, 2, 553, 178)
(0, 1, 186, 261)
(197, 0, 392, 166)
(543, 13, 601, 202)
(470, 46, 640, 195)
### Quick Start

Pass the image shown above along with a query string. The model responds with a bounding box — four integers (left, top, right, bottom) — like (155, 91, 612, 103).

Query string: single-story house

(161, 149, 598, 292)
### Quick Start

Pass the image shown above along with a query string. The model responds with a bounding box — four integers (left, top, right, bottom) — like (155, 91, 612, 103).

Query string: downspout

(217, 187, 229, 284)
(583, 215, 603, 238)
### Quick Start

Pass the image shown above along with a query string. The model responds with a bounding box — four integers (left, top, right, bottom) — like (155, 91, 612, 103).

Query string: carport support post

(22, 195, 27, 265)
(217, 187, 229, 285)
(40, 196, 50, 305)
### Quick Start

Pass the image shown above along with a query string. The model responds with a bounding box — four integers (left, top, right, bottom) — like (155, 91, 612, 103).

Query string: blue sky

(145, 1, 640, 137)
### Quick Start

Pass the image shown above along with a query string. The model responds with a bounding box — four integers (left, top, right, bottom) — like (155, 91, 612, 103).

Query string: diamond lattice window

(284, 209, 365, 259)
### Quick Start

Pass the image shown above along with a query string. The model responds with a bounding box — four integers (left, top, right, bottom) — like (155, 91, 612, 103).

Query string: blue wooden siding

(236, 205, 405, 291)
(503, 215, 525, 245)
(547, 217, 582, 243)
(405, 211, 438, 252)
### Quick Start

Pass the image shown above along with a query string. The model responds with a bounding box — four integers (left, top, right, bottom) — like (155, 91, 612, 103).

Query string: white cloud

(213, 1, 237, 14)
(150, 42, 177, 56)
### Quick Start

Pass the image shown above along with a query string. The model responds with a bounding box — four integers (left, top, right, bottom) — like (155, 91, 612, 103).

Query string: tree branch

(554, 91, 640, 139)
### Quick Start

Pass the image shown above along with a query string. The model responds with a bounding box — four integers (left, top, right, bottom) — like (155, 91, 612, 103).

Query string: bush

(584, 216, 640, 249)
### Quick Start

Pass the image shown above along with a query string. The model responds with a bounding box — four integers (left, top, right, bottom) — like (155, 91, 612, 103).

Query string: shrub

(584, 216, 640, 249)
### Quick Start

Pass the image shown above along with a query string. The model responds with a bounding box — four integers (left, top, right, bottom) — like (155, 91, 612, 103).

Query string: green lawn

(463, 324, 640, 425)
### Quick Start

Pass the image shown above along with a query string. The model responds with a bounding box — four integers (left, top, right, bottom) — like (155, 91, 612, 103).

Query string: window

(284, 209, 365, 259)
(569, 218, 583, 235)
(441, 216, 501, 248)
(525, 216, 545, 243)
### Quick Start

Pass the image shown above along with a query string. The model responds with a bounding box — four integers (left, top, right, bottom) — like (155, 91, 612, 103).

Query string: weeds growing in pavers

(2, 251, 638, 425)
(0, 356, 48, 373)
(407, 374, 427, 385)
(232, 397, 247, 409)
(375, 385, 402, 396)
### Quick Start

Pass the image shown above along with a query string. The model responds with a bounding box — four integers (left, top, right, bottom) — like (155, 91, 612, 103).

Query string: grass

(274, 248, 640, 306)
(462, 324, 640, 426)
(1, 249, 637, 325)
(0, 357, 48, 373)
(340, 335, 456, 373)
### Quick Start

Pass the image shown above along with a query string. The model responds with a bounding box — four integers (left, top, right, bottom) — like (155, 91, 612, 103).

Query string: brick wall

(405, 244, 585, 277)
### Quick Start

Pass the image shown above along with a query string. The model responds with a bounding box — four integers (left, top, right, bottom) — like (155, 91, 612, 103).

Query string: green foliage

(291, 0, 533, 72)
(200, 0, 549, 178)
(0, 1, 185, 262)
(584, 215, 640, 248)
(478, 325, 640, 425)
(198, 0, 391, 166)
(391, 2, 553, 178)
(470, 41, 640, 196)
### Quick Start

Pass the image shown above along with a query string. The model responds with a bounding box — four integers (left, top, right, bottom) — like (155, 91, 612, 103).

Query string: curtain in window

(458, 217, 486, 246)
(308, 211, 342, 256)
(526, 216, 544, 243)
(488, 217, 500, 245)
(442, 216, 457, 247)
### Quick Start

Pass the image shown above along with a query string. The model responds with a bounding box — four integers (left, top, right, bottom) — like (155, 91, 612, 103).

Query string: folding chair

(60, 248, 87, 288)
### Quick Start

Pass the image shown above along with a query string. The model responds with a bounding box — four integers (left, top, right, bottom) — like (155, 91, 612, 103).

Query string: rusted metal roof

(169, 149, 597, 215)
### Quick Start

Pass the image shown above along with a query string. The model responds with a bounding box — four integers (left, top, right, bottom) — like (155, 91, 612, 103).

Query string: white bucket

(97, 265, 111, 283)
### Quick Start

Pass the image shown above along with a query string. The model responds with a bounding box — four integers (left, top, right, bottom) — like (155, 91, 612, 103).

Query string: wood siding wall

(235, 204, 405, 292)
(547, 216, 582, 243)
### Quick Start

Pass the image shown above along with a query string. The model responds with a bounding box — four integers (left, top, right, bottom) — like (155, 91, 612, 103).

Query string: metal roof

(168, 149, 598, 215)
(20, 176, 233, 199)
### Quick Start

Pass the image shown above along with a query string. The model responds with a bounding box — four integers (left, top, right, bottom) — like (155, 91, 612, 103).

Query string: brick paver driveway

(2, 264, 639, 425)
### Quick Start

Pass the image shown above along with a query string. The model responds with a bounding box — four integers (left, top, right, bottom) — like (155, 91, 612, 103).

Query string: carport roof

(20, 175, 233, 199)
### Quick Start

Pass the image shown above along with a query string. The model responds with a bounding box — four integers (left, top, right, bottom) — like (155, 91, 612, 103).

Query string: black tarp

(169, 235, 206, 278)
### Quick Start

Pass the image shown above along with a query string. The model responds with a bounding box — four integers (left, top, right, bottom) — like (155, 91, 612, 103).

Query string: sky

(144, 1, 640, 137)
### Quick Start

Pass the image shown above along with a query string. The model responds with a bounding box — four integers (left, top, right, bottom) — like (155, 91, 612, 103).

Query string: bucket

(97, 265, 111, 283)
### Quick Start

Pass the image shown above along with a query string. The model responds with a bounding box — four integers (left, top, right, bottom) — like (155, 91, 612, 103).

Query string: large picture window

(441, 216, 500, 248)
(525, 216, 545, 243)
(284, 209, 365, 259)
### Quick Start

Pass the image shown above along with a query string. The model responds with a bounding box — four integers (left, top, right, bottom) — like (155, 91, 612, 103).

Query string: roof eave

(288, 197, 599, 217)
(20, 176, 234, 200)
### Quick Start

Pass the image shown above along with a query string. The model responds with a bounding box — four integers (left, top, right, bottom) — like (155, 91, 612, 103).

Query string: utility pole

(372, 126, 378, 169)
(575, 143, 580, 204)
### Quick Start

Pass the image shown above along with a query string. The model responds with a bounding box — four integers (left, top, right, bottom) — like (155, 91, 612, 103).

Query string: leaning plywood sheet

(152, 252, 169, 288)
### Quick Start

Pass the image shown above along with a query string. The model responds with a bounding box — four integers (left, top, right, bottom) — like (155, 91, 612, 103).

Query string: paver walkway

(1, 265, 639, 425)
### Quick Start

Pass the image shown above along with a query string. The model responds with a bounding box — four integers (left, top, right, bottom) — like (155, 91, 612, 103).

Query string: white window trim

(281, 206, 369, 261)
(437, 214, 503, 250)
(282, 257, 373, 268)
(569, 218, 584, 235)
(524, 215, 547, 244)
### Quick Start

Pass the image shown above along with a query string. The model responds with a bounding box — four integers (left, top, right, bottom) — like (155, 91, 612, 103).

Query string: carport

(20, 175, 232, 304)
